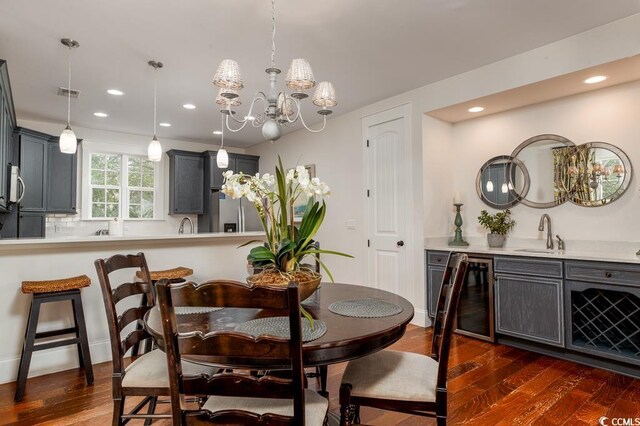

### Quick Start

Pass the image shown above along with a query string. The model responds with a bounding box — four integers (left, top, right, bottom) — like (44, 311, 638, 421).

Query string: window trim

(82, 141, 164, 221)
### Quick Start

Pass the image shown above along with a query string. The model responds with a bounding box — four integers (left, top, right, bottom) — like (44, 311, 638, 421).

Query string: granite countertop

(425, 237, 640, 265)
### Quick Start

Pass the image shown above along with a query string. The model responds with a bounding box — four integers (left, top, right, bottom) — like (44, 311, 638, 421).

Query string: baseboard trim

(0, 338, 113, 385)
(411, 308, 427, 327)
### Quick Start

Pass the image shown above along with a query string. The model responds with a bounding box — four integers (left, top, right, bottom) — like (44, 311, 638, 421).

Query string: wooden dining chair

(338, 253, 469, 425)
(156, 279, 329, 425)
(95, 253, 214, 426)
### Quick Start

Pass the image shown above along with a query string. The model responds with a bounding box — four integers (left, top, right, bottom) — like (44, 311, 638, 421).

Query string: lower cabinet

(495, 273, 564, 347)
(427, 265, 445, 317)
(18, 212, 45, 238)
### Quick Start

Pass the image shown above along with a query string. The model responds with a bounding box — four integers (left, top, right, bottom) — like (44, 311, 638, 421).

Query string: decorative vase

(487, 234, 506, 248)
(247, 270, 322, 301)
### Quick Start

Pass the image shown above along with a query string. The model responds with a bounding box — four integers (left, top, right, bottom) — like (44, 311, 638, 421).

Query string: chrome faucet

(178, 217, 194, 234)
(538, 214, 553, 250)
(556, 235, 565, 251)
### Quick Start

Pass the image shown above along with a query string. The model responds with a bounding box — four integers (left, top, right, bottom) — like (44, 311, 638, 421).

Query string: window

(83, 144, 162, 220)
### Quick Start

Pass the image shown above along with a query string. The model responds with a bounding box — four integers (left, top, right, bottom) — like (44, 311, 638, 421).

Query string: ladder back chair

(95, 252, 213, 426)
(157, 279, 329, 425)
(339, 253, 470, 425)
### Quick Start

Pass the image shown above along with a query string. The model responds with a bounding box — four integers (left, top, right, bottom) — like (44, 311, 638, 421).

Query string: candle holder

(449, 203, 469, 247)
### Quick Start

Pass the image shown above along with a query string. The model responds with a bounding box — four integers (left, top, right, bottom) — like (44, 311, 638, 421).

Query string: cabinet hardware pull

(605, 271, 612, 278)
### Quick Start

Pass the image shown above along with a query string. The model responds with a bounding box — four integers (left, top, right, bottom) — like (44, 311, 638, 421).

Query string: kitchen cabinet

(203, 151, 259, 189)
(0, 59, 16, 213)
(494, 255, 565, 347)
(18, 212, 45, 238)
(46, 138, 77, 213)
(235, 154, 259, 177)
(167, 150, 204, 215)
(16, 128, 49, 212)
(426, 251, 449, 318)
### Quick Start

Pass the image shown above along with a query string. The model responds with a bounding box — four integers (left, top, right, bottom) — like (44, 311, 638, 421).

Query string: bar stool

(15, 275, 94, 402)
(131, 266, 193, 357)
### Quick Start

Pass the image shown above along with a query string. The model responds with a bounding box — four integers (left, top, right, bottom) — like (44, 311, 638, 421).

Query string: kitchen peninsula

(0, 231, 264, 384)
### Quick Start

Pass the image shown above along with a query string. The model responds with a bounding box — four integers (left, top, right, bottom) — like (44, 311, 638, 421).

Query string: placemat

(328, 298, 403, 318)
(175, 307, 222, 315)
(234, 316, 327, 342)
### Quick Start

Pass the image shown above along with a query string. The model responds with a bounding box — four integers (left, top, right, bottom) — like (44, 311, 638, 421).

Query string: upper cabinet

(167, 150, 204, 215)
(0, 59, 17, 213)
(203, 151, 259, 189)
(16, 128, 49, 212)
(47, 138, 78, 213)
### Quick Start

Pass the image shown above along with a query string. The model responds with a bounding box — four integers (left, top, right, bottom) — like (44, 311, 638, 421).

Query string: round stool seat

(136, 266, 193, 282)
(21, 275, 91, 294)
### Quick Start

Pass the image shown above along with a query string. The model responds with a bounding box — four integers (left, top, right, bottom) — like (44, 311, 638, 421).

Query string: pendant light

(216, 113, 229, 168)
(501, 163, 508, 193)
(59, 39, 79, 154)
(147, 61, 163, 162)
(486, 166, 494, 193)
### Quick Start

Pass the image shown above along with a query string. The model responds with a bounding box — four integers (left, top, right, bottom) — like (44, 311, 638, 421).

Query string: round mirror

(511, 134, 575, 208)
(476, 155, 530, 209)
(557, 142, 633, 207)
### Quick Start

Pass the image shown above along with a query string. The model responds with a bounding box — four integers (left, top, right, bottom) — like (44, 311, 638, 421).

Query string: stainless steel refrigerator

(198, 190, 262, 233)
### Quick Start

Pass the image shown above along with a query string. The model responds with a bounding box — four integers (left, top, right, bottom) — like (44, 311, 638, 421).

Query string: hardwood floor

(1, 325, 639, 425)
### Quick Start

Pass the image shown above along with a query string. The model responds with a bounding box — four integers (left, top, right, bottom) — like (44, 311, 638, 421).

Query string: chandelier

(212, 0, 337, 145)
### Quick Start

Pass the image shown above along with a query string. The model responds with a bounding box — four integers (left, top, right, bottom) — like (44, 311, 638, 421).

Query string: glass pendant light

(501, 163, 508, 193)
(59, 39, 79, 154)
(217, 113, 229, 169)
(147, 61, 163, 162)
(486, 167, 494, 193)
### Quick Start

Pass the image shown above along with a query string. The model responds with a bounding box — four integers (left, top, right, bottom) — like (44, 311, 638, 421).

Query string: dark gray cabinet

(235, 154, 260, 176)
(17, 128, 49, 212)
(427, 265, 445, 318)
(0, 59, 16, 213)
(46, 138, 77, 213)
(203, 151, 259, 189)
(494, 256, 564, 347)
(167, 150, 204, 215)
(18, 212, 45, 238)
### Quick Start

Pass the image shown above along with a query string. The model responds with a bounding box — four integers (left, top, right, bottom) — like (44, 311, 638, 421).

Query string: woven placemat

(175, 307, 222, 315)
(234, 317, 327, 342)
(328, 298, 403, 318)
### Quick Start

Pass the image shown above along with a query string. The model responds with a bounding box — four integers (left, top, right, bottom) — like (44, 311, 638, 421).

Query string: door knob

(397, 240, 404, 247)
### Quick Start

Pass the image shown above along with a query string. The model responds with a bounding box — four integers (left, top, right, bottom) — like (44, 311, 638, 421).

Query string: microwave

(9, 165, 25, 204)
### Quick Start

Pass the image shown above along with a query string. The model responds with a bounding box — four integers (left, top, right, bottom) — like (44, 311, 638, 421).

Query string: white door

(364, 105, 411, 296)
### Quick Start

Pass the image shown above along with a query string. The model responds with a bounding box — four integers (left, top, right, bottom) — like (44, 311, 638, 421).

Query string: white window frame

(82, 141, 164, 221)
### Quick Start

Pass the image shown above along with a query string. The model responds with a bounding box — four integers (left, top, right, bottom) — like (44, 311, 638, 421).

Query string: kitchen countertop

(425, 238, 640, 265)
(0, 231, 265, 250)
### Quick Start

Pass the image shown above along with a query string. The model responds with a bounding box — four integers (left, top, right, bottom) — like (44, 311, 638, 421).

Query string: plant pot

(247, 270, 322, 301)
(487, 234, 506, 248)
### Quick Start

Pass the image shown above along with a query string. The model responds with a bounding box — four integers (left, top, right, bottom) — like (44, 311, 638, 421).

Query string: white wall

(247, 14, 640, 325)
(451, 80, 640, 243)
(17, 119, 245, 238)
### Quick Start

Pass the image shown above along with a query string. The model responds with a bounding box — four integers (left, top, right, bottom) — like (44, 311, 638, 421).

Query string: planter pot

(487, 234, 506, 248)
(247, 270, 321, 301)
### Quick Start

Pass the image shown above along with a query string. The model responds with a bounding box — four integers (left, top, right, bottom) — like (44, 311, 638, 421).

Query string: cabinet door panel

(47, 140, 77, 213)
(19, 135, 47, 211)
(235, 158, 258, 176)
(18, 212, 45, 238)
(170, 154, 204, 214)
(427, 265, 445, 318)
(211, 157, 235, 188)
(495, 274, 564, 346)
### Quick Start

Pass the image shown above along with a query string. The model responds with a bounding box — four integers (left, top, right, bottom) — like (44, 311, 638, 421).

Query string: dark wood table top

(145, 282, 414, 368)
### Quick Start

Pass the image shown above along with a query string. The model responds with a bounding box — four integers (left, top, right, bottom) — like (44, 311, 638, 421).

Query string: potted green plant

(478, 209, 516, 248)
(222, 157, 352, 320)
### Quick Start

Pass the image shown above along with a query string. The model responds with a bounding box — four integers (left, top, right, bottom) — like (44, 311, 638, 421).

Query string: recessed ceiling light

(244, 115, 255, 121)
(468, 106, 484, 113)
(584, 75, 607, 84)
(183, 103, 196, 110)
(107, 89, 124, 96)
(159, 122, 171, 127)
(212, 130, 223, 135)
(93, 112, 108, 118)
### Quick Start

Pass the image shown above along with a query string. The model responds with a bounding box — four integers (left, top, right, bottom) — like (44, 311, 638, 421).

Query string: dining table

(144, 281, 414, 423)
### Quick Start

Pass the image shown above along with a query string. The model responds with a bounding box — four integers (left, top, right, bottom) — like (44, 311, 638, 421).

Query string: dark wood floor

(1, 325, 639, 425)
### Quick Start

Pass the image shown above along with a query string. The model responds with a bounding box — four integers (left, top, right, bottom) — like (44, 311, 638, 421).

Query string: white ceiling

(1, 1, 639, 148)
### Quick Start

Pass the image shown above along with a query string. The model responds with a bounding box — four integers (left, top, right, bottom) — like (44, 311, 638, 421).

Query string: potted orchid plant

(222, 157, 352, 307)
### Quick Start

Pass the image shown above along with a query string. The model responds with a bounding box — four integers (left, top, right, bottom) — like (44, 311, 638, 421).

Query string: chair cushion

(341, 350, 439, 402)
(136, 267, 193, 282)
(21, 275, 91, 294)
(202, 389, 328, 426)
(122, 349, 215, 388)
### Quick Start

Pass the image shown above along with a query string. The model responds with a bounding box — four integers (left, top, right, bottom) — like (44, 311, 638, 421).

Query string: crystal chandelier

(212, 0, 337, 143)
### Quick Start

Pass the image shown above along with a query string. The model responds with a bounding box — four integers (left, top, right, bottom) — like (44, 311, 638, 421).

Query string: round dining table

(145, 282, 415, 369)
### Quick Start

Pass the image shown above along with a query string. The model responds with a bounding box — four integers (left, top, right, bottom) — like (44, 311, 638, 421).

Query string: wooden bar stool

(15, 275, 94, 402)
(131, 266, 193, 357)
